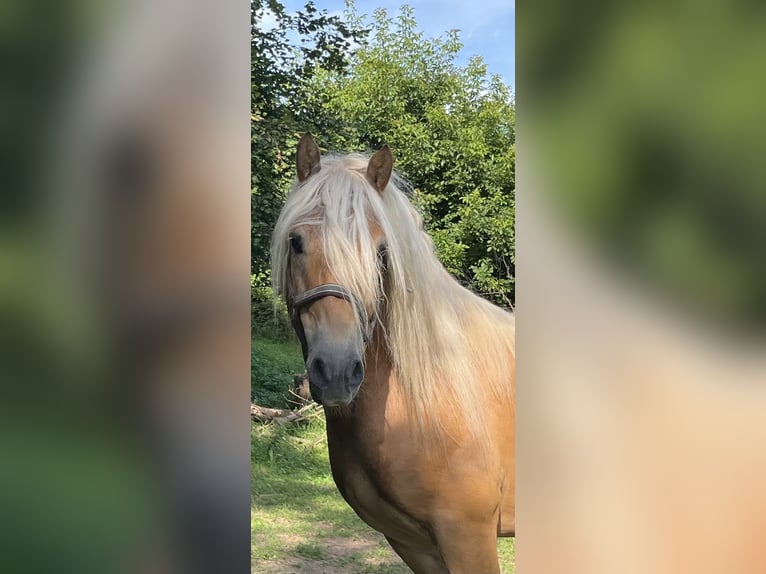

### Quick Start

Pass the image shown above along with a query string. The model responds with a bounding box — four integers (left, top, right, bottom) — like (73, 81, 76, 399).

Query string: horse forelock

(271, 152, 515, 447)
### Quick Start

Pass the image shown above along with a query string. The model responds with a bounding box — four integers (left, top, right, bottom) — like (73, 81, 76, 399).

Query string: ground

(251, 336, 515, 573)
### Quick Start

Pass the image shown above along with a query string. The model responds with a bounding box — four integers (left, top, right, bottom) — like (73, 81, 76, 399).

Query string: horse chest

(325, 420, 436, 548)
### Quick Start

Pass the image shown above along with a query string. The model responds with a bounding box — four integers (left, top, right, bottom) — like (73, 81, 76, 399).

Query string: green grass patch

(252, 419, 406, 572)
(295, 542, 326, 559)
(499, 537, 515, 572)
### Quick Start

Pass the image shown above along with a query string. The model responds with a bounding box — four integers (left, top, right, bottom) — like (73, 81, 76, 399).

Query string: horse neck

(323, 329, 392, 444)
(361, 328, 394, 402)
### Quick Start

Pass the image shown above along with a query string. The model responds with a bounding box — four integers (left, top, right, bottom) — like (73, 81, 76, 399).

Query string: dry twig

(251, 402, 319, 424)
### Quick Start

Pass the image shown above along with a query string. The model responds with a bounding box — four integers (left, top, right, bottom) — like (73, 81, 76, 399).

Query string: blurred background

(519, 0, 766, 332)
(0, 1, 250, 572)
(518, 1, 766, 572)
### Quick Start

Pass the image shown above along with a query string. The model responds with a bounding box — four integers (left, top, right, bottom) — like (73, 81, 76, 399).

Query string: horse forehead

(295, 214, 386, 244)
(366, 218, 385, 241)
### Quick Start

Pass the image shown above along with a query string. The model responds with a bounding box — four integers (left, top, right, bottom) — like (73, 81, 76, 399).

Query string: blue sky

(273, 0, 515, 89)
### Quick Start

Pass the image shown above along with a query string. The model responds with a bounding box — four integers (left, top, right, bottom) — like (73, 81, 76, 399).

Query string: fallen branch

(251, 402, 319, 424)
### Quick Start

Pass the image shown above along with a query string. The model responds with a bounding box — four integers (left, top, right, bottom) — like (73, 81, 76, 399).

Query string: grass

(251, 337, 304, 407)
(252, 418, 408, 573)
(251, 336, 515, 573)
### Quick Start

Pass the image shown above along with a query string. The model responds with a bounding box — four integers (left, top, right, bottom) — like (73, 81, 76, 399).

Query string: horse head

(279, 133, 392, 407)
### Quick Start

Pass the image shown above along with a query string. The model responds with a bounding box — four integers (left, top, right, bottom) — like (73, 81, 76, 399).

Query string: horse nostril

(312, 357, 328, 381)
(351, 360, 363, 383)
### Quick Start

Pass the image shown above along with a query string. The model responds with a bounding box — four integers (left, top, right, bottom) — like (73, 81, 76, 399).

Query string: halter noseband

(290, 284, 376, 361)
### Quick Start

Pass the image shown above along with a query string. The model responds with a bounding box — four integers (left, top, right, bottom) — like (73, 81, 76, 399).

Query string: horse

(271, 133, 515, 573)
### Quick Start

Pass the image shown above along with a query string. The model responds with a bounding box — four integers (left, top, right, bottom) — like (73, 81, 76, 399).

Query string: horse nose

(308, 355, 364, 388)
(307, 353, 364, 405)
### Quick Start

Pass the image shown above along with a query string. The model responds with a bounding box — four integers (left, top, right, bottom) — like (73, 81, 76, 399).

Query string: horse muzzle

(307, 352, 364, 407)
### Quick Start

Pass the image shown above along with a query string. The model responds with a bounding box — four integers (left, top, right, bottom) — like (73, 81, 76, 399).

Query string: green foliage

(251, 0, 369, 282)
(306, 5, 516, 306)
(251, 336, 304, 407)
(252, 1, 516, 333)
(520, 1, 766, 329)
(251, 273, 294, 341)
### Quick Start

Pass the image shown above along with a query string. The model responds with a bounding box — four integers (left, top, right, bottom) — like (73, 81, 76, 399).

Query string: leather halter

(289, 284, 376, 361)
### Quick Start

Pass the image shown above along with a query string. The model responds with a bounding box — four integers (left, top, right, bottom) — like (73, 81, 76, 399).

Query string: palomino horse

(272, 133, 515, 573)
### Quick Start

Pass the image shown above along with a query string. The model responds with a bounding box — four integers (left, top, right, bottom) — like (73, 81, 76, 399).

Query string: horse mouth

(311, 378, 361, 412)
(322, 395, 358, 416)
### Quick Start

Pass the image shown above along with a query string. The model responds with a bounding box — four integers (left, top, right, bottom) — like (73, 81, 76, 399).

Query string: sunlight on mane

(272, 152, 515, 445)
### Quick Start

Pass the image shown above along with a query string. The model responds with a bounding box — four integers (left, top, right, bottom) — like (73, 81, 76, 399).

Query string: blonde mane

(272, 152, 515, 444)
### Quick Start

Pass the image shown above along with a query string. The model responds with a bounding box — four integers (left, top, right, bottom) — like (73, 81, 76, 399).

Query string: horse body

(272, 134, 515, 573)
(327, 330, 515, 573)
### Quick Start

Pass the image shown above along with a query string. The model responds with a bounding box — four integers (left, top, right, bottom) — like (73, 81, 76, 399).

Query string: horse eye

(377, 242, 388, 271)
(289, 234, 304, 255)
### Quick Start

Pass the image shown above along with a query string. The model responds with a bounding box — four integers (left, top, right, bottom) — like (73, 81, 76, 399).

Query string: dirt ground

(252, 527, 409, 574)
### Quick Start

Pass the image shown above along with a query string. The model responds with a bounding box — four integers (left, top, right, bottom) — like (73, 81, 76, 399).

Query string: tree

(251, 2, 516, 316)
(251, 0, 368, 286)
(305, 5, 516, 306)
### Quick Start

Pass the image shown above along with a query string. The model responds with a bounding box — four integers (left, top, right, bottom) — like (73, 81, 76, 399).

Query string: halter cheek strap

(289, 284, 377, 361)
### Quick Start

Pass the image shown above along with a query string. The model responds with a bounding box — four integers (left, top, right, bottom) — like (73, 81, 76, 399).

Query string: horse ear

(366, 144, 393, 194)
(296, 132, 321, 182)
